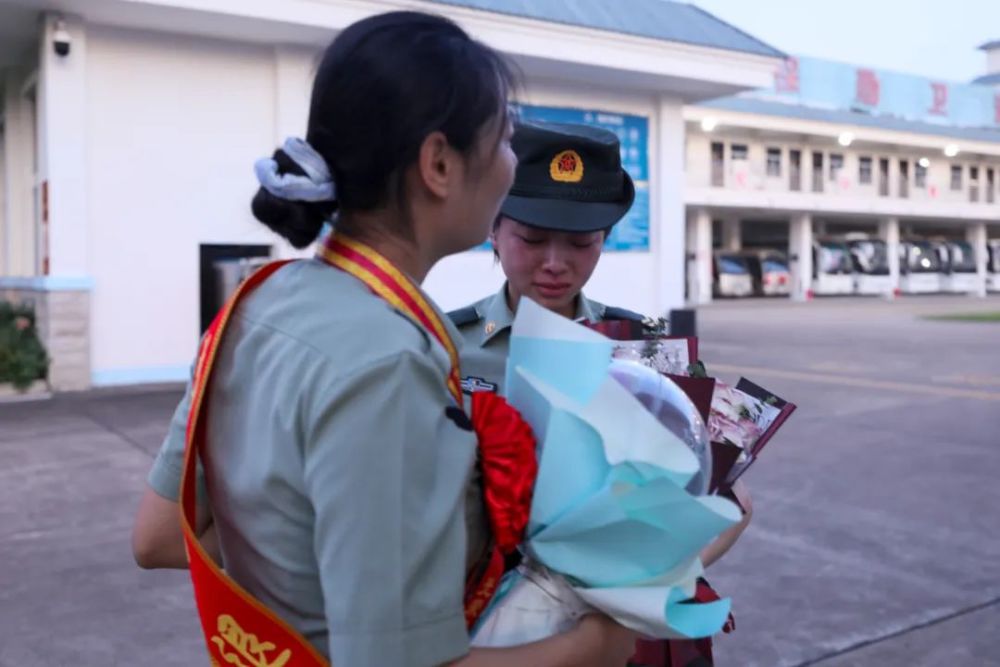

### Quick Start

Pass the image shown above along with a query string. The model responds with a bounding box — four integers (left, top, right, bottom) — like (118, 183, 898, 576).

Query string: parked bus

(812, 239, 855, 295)
(713, 251, 754, 298)
(742, 250, 791, 296)
(988, 240, 1000, 293)
(935, 240, 979, 293)
(846, 238, 892, 295)
(899, 240, 943, 294)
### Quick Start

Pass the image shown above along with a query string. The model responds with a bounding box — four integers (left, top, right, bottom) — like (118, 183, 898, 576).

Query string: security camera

(53, 20, 71, 57)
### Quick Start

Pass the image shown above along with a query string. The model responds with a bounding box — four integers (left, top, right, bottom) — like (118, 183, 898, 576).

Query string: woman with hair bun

(131, 11, 637, 667)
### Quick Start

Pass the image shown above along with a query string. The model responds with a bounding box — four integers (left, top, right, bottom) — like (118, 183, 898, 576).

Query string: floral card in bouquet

(582, 318, 698, 379)
(711, 378, 796, 487)
(581, 318, 796, 495)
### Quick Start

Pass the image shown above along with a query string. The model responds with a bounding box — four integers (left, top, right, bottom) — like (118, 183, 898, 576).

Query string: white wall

(426, 79, 668, 317)
(86, 25, 278, 382)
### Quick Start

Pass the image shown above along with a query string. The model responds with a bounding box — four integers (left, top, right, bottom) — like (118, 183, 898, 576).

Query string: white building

(684, 51, 1000, 303)
(0, 0, 782, 390)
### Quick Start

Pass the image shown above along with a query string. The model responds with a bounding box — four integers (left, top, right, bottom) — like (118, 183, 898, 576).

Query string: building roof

(700, 96, 1000, 145)
(426, 0, 784, 58)
(979, 39, 1000, 51)
(972, 72, 1000, 86)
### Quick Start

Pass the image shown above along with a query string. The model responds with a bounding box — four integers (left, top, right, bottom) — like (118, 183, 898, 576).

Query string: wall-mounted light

(837, 132, 854, 147)
(918, 157, 930, 168)
(943, 144, 959, 157)
(700, 117, 718, 132)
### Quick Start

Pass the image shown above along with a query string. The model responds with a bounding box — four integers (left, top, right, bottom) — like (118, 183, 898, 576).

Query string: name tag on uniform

(461, 376, 498, 394)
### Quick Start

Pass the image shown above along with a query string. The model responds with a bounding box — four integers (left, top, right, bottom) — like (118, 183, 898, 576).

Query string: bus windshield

(907, 242, 942, 273)
(990, 243, 1000, 273)
(762, 258, 788, 273)
(818, 243, 852, 274)
(948, 242, 976, 272)
(848, 240, 889, 275)
(717, 256, 749, 274)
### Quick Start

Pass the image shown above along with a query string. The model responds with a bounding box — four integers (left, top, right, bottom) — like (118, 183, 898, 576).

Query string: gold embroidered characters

(210, 614, 292, 667)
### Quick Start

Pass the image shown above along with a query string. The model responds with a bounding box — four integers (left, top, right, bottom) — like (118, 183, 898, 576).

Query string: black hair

(252, 11, 516, 248)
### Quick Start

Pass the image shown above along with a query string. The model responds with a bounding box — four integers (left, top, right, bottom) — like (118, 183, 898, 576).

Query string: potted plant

(0, 301, 50, 398)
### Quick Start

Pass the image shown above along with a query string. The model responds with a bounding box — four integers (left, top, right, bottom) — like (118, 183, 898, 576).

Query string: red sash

(180, 234, 503, 667)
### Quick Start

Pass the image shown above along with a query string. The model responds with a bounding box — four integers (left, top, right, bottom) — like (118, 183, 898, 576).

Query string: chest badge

(484, 321, 496, 335)
(461, 376, 498, 394)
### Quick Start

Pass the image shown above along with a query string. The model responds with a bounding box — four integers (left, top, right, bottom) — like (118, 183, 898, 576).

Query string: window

(988, 168, 995, 203)
(878, 158, 889, 196)
(766, 147, 782, 177)
(899, 159, 909, 198)
(812, 151, 824, 192)
(829, 153, 844, 181)
(711, 142, 724, 187)
(970, 166, 979, 202)
(859, 156, 873, 184)
(951, 165, 963, 191)
(731, 144, 748, 160)
(790, 149, 802, 191)
(915, 161, 927, 188)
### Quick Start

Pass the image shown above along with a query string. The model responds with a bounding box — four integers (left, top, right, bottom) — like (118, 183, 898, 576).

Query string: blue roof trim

(0, 275, 94, 291)
(701, 97, 1000, 144)
(972, 73, 1000, 85)
(426, 0, 783, 58)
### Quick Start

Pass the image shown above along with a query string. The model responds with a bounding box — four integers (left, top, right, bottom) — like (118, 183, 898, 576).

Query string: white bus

(899, 240, 943, 294)
(936, 240, 979, 293)
(846, 238, 892, 295)
(713, 252, 755, 298)
(987, 240, 1000, 292)
(812, 240, 855, 295)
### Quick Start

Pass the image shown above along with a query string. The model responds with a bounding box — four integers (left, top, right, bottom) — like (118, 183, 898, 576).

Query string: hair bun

(251, 148, 335, 249)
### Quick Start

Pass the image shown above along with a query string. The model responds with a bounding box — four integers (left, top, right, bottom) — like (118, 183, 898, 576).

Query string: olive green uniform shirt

(146, 259, 486, 666)
(452, 284, 641, 397)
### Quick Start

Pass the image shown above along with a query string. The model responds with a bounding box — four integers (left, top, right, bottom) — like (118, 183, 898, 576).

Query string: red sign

(855, 69, 880, 107)
(774, 57, 800, 93)
(928, 82, 948, 115)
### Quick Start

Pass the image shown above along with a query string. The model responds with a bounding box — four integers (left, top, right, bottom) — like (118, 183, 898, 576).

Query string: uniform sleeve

(146, 376, 207, 503)
(303, 350, 476, 667)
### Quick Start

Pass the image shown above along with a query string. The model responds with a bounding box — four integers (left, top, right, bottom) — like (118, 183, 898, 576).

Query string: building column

(788, 213, 813, 301)
(686, 208, 713, 305)
(879, 217, 900, 299)
(967, 222, 988, 298)
(721, 217, 742, 251)
(654, 96, 686, 314)
(2, 68, 38, 276)
(0, 129, 6, 276)
(37, 13, 89, 278)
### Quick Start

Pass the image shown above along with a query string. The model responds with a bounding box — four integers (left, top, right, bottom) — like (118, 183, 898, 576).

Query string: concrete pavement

(1, 294, 998, 666)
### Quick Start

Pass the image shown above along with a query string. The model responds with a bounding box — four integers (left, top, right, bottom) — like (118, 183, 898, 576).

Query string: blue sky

(692, 0, 1000, 83)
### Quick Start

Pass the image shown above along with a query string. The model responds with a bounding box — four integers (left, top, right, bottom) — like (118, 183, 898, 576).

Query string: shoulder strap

(447, 305, 481, 327)
(182, 259, 329, 667)
(603, 306, 646, 322)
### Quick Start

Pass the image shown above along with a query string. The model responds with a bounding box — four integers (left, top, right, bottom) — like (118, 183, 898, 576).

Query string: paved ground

(1, 294, 998, 666)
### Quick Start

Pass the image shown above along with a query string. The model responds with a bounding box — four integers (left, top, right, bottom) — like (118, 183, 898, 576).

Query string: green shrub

(0, 301, 49, 390)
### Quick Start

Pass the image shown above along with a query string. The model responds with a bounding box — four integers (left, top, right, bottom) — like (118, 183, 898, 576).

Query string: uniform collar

(476, 284, 605, 346)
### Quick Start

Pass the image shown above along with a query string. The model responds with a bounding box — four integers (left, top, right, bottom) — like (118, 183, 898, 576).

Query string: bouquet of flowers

(471, 301, 743, 648)
(583, 317, 797, 493)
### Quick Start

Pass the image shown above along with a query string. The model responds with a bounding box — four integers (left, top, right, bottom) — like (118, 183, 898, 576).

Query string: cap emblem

(549, 149, 584, 183)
